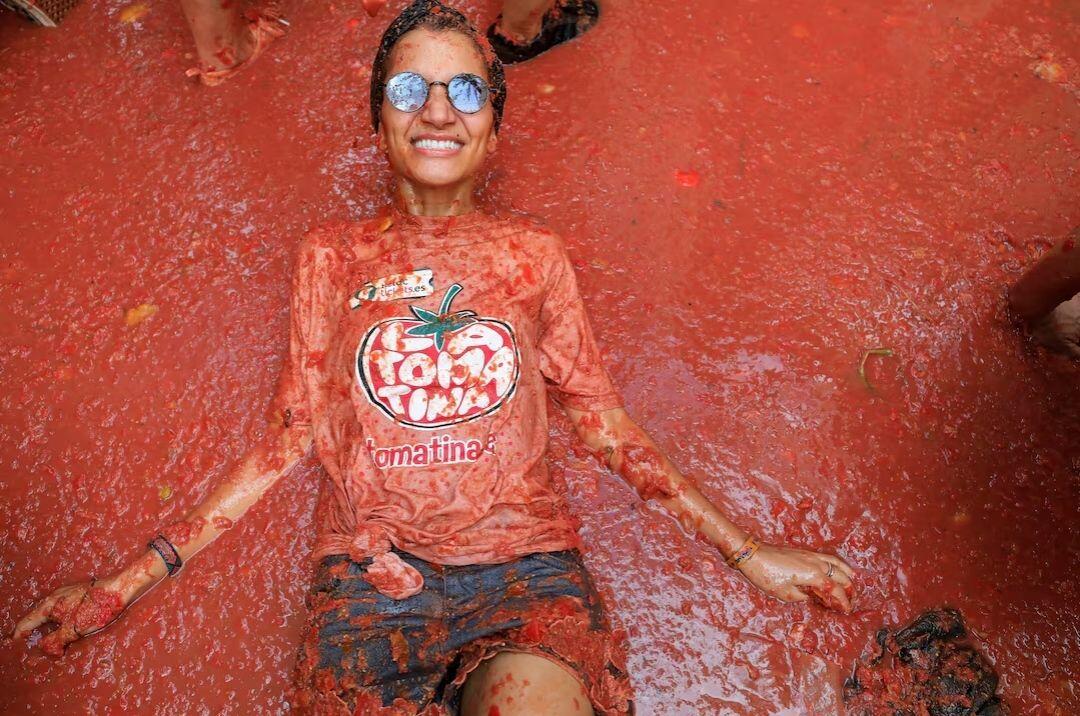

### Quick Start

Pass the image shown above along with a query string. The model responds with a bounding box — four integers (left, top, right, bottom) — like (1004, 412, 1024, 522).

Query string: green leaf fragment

(858, 347, 895, 391)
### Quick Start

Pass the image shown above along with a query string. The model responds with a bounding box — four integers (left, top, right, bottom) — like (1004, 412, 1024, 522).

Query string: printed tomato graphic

(356, 283, 520, 429)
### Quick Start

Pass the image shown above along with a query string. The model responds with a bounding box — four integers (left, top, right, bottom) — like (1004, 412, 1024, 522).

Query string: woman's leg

(461, 651, 594, 716)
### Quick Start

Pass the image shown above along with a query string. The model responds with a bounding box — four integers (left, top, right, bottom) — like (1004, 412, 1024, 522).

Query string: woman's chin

(405, 167, 475, 192)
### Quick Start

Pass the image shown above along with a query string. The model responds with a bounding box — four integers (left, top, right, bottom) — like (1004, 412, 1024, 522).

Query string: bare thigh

(460, 651, 595, 716)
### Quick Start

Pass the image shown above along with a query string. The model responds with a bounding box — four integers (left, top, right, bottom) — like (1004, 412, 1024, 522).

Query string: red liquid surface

(1, 1, 1078, 713)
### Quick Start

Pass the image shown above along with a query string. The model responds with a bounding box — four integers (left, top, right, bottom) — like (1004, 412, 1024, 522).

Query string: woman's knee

(460, 651, 594, 716)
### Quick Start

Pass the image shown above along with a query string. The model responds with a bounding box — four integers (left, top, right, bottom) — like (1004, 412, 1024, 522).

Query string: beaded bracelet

(148, 534, 183, 576)
(726, 536, 760, 569)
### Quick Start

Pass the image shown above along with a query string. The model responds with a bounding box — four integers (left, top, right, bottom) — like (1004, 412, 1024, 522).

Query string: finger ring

(826, 563, 835, 579)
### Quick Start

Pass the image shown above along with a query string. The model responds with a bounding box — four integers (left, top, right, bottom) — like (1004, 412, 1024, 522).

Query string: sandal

(486, 0, 600, 65)
(185, 8, 288, 87)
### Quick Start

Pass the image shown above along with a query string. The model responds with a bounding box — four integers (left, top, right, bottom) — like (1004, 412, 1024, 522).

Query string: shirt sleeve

(537, 239, 622, 411)
(269, 235, 329, 429)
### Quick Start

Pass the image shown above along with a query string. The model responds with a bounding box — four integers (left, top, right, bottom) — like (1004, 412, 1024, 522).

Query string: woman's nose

(420, 84, 454, 126)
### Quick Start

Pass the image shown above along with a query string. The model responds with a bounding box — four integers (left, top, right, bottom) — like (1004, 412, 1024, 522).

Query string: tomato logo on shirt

(356, 283, 520, 429)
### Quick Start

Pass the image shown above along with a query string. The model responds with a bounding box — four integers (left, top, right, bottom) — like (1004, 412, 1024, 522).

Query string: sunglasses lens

(386, 72, 428, 112)
(448, 74, 489, 114)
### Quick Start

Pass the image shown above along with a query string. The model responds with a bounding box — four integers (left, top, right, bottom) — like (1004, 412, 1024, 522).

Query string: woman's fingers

(12, 597, 55, 639)
(802, 579, 852, 613)
(12, 584, 101, 651)
(38, 622, 78, 657)
(820, 557, 856, 606)
(825, 564, 853, 588)
(820, 553, 855, 580)
(777, 584, 810, 603)
(825, 580, 852, 613)
(746, 546, 856, 610)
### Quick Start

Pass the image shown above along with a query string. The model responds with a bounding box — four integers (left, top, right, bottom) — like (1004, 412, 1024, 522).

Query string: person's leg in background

(488, 0, 600, 64)
(180, 0, 286, 85)
(496, 0, 554, 44)
(1009, 226, 1080, 358)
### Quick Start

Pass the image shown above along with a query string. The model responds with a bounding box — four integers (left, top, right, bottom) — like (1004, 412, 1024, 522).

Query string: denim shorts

(290, 549, 635, 715)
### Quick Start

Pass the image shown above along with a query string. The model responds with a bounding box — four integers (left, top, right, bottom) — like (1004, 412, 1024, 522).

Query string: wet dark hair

(370, 0, 506, 133)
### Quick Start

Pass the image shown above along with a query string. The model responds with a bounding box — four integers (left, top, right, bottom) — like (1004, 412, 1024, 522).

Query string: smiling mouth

(412, 138, 465, 153)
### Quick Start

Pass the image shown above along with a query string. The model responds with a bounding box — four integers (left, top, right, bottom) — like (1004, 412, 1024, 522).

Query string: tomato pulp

(1, 0, 1077, 713)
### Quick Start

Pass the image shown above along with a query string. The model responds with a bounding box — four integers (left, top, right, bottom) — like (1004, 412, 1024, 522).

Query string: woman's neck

(394, 180, 476, 217)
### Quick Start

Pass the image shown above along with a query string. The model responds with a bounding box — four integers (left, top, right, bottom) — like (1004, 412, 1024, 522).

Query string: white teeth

(414, 139, 463, 151)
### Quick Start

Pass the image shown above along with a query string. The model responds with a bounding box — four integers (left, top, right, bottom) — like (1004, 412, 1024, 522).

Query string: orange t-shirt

(272, 206, 620, 597)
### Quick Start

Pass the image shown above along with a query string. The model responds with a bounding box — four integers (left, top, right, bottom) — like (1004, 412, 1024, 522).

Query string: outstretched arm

(12, 423, 313, 655)
(564, 406, 855, 612)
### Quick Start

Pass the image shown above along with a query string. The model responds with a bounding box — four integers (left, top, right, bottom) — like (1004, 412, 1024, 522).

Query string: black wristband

(148, 534, 183, 576)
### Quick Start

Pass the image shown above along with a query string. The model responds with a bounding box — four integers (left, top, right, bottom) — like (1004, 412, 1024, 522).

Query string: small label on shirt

(350, 270, 434, 308)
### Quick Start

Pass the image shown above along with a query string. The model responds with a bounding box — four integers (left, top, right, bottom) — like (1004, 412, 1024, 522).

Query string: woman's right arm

(12, 421, 313, 656)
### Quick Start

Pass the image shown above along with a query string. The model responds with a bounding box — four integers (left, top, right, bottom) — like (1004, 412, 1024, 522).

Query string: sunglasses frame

(384, 71, 493, 115)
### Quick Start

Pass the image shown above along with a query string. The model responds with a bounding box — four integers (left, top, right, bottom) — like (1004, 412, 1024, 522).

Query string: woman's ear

(486, 130, 498, 155)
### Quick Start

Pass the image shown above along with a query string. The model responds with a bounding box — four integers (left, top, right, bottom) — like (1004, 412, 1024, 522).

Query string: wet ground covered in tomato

(1, 0, 1078, 713)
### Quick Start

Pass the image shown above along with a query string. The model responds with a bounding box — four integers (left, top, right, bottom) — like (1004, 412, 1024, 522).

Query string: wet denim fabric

(309, 548, 617, 711)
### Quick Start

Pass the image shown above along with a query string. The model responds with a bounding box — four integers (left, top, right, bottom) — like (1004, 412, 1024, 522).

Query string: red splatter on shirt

(272, 207, 621, 597)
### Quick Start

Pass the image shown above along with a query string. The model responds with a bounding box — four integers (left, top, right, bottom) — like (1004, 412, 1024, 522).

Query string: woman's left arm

(564, 406, 856, 613)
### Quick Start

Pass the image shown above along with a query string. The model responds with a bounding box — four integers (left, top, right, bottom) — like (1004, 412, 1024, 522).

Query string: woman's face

(378, 28, 498, 192)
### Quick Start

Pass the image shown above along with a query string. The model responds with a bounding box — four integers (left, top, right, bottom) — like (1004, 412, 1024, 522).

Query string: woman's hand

(12, 578, 127, 656)
(10, 425, 312, 658)
(737, 543, 856, 613)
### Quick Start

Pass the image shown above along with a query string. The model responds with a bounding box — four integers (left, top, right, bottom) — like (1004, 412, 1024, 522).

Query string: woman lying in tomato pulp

(13, 2, 856, 714)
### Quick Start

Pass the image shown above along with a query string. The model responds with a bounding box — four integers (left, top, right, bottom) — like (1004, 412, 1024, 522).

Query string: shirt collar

(386, 202, 488, 241)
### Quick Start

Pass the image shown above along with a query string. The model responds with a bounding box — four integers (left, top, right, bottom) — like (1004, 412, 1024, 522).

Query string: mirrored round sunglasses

(385, 71, 491, 115)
